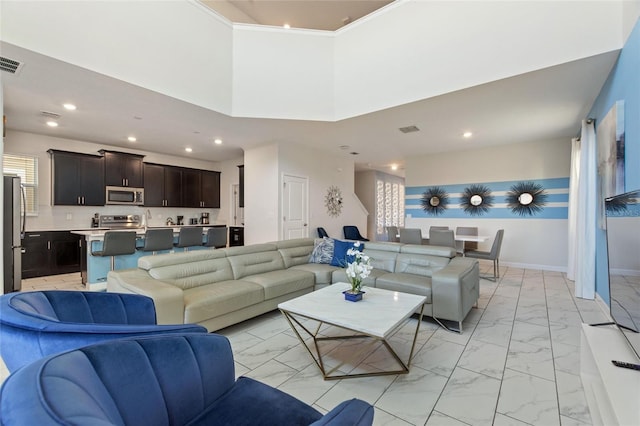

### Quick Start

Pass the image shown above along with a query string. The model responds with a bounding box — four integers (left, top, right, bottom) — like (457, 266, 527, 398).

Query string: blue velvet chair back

(0, 291, 207, 372)
(343, 226, 369, 241)
(0, 334, 375, 426)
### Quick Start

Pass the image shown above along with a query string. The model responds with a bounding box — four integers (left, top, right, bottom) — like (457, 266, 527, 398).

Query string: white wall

(3, 130, 228, 231)
(1, 0, 234, 115)
(244, 143, 280, 244)
(405, 138, 571, 271)
(278, 142, 366, 240)
(333, 0, 623, 119)
(1, 0, 625, 122)
(232, 26, 335, 119)
(244, 141, 366, 243)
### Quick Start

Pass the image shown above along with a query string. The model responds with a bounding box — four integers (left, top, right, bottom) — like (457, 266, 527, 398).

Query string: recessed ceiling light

(391, 164, 398, 171)
(63, 103, 76, 110)
(463, 131, 473, 138)
(46, 121, 58, 127)
(185, 147, 193, 153)
(283, 23, 291, 29)
(214, 138, 222, 145)
(127, 136, 137, 142)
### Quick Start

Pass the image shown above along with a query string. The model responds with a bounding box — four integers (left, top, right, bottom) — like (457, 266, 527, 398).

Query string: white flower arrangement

(344, 242, 373, 293)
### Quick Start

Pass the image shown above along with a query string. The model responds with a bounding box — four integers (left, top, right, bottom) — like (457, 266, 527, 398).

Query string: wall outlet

(66, 213, 72, 220)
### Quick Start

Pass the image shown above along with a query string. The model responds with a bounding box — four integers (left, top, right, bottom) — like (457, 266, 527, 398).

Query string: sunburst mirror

(506, 182, 548, 216)
(421, 186, 449, 216)
(460, 184, 494, 216)
(324, 185, 343, 217)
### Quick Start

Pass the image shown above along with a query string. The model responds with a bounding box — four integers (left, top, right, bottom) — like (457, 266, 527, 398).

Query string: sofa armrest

(310, 399, 374, 426)
(431, 257, 479, 323)
(107, 269, 185, 325)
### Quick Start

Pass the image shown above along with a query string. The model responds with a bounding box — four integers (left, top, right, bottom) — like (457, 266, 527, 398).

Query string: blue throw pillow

(330, 240, 364, 267)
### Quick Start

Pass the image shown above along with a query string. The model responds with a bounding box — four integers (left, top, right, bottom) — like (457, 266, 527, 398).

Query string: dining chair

(464, 229, 504, 281)
(317, 227, 329, 238)
(456, 226, 478, 255)
(399, 228, 422, 244)
(343, 226, 369, 241)
(386, 226, 400, 242)
(429, 229, 456, 248)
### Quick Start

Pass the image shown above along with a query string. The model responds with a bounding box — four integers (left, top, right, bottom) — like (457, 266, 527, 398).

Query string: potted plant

(343, 242, 373, 302)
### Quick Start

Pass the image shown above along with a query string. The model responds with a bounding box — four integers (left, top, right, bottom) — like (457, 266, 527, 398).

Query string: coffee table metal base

(280, 304, 425, 380)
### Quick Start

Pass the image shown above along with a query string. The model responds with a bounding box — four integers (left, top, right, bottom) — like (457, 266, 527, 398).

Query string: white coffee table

(278, 282, 426, 380)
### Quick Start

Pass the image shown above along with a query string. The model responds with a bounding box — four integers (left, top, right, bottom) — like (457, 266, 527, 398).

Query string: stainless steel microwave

(105, 186, 144, 205)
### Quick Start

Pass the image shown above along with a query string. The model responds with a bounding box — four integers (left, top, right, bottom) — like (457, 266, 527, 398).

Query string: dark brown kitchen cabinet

(22, 231, 82, 279)
(100, 150, 144, 187)
(143, 163, 182, 207)
(182, 168, 220, 208)
(49, 150, 105, 206)
(201, 170, 220, 208)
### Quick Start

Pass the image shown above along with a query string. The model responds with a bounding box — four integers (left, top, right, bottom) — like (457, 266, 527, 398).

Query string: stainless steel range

(99, 214, 141, 229)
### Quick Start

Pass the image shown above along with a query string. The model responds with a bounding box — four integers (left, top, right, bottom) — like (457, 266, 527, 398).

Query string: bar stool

(139, 228, 175, 255)
(175, 227, 203, 251)
(91, 231, 137, 270)
(204, 227, 227, 249)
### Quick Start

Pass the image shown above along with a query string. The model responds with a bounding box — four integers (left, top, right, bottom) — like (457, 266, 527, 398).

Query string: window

(375, 178, 404, 235)
(3, 154, 38, 215)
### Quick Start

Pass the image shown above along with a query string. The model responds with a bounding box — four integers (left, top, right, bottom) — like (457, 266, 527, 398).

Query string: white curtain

(567, 137, 580, 281)
(568, 120, 597, 299)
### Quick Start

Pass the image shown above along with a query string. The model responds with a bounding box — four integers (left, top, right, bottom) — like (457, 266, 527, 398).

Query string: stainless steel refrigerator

(3, 175, 25, 293)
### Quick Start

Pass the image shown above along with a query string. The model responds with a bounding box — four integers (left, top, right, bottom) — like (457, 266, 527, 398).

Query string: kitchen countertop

(72, 225, 227, 240)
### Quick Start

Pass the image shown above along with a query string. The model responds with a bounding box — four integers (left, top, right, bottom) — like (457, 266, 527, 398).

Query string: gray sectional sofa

(107, 238, 479, 332)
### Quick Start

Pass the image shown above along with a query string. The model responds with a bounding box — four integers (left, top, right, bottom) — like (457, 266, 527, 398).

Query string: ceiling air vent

(399, 125, 420, 134)
(0, 56, 23, 75)
(40, 111, 61, 119)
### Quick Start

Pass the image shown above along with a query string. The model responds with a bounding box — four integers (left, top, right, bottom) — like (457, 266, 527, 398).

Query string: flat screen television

(604, 189, 640, 361)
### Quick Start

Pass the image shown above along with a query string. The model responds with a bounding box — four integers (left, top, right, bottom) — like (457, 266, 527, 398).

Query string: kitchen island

(72, 226, 226, 291)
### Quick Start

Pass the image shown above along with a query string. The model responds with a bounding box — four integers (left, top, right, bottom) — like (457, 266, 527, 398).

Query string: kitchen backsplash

(25, 205, 222, 231)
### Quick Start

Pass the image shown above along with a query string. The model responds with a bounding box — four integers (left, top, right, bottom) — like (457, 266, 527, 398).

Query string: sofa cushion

(330, 267, 381, 287)
(362, 247, 399, 273)
(279, 245, 314, 268)
(183, 281, 265, 324)
(227, 251, 286, 280)
(242, 269, 315, 300)
(394, 253, 449, 277)
(309, 237, 335, 264)
(148, 257, 234, 290)
(289, 263, 340, 285)
(138, 250, 226, 270)
(375, 273, 433, 303)
(188, 376, 321, 426)
(330, 240, 363, 267)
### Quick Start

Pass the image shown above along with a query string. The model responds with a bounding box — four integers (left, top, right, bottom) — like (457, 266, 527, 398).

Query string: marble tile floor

(1, 263, 609, 425)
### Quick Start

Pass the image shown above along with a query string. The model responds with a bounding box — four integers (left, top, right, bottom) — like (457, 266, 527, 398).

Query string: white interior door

(282, 174, 308, 240)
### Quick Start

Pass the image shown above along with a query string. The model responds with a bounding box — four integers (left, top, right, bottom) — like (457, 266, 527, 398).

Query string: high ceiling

(201, 0, 393, 31)
(1, 2, 620, 177)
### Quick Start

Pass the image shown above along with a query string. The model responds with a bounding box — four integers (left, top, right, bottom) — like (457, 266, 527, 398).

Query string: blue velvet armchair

(0, 291, 207, 372)
(0, 334, 374, 425)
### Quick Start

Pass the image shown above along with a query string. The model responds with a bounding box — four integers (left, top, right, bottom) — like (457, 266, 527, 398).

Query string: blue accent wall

(589, 17, 640, 304)
(406, 177, 569, 220)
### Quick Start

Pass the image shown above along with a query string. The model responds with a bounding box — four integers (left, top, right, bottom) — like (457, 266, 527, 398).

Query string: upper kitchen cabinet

(100, 150, 144, 187)
(182, 168, 221, 208)
(48, 150, 105, 206)
(143, 163, 182, 207)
